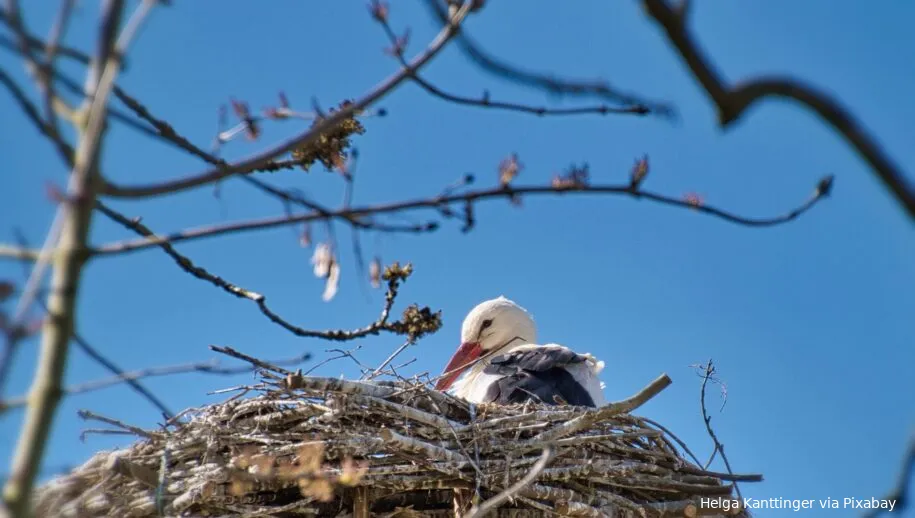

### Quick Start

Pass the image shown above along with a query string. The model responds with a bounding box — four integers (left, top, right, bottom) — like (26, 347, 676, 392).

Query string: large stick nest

(34, 373, 754, 517)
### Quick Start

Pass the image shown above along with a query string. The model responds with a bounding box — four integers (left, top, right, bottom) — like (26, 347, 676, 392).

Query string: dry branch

(0, 352, 311, 413)
(423, 0, 674, 117)
(83, 180, 828, 259)
(93, 200, 436, 342)
(373, 11, 647, 119)
(98, 2, 477, 199)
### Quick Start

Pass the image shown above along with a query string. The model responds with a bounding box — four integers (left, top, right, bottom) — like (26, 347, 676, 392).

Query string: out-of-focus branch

(0, 216, 75, 405)
(864, 433, 914, 518)
(0, 351, 312, 412)
(38, 0, 77, 136)
(91, 174, 831, 257)
(423, 0, 674, 117)
(1, 0, 79, 134)
(641, 0, 915, 221)
(69, 331, 174, 419)
(0, 19, 169, 144)
(2, 1, 153, 514)
(0, 68, 74, 164)
(98, 2, 477, 199)
(2, 0, 42, 75)
(1, 229, 174, 419)
(0, 12, 93, 66)
(0, 246, 42, 261)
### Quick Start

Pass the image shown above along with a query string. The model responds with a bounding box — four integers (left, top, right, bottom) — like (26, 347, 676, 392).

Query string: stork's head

(434, 296, 537, 391)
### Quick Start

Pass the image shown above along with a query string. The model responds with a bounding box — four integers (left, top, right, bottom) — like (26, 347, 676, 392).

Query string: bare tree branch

(94, 201, 431, 341)
(641, 0, 915, 221)
(107, 87, 439, 235)
(0, 11, 93, 66)
(373, 9, 650, 118)
(68, 331, 173, 419)
(423, 0, 674, 117)
(208, 345, 303, 377)
(87, 176, 830, 257)
(97, 2, 477, 199)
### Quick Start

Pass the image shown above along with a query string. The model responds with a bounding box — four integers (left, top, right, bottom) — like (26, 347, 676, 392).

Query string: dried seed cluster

(391, 303, 443, 341)
(291, 100, 366, 172)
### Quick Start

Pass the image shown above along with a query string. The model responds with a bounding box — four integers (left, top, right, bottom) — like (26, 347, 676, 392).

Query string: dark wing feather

(482, 346, 596, 407)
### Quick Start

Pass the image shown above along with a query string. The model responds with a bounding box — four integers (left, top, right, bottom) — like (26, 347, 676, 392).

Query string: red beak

(435, 342, 483, 391)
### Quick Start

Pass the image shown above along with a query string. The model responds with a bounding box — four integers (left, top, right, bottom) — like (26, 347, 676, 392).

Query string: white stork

(434, 296, 606, 407)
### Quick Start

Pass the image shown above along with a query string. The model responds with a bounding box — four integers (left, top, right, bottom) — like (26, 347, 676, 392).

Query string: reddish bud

(498, 153, 522, 187)
(683, 192, 705, 209)
(630, 155, 649, 189)
(368, 0, 389, 22)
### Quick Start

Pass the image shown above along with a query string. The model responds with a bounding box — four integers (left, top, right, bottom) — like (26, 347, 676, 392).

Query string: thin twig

(77, 409, 155, 439)
(0, 352, 312, 412)
(364, 339, 414, 380)
(2, 231, 173, 420)
(694, 359, 741, 500)
(423, 0, 674, 117)
(69, 330, 174, 419)
(640, 416, 703, 468)
(208, 345, 300, 376)
(374, 14, 647, 118)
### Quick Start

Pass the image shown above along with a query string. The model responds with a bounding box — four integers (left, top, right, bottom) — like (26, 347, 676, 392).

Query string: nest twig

(34, 372, 759, 517)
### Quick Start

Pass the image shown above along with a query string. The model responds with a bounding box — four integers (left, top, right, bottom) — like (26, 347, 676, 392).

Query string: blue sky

(2, 1, 914, 516)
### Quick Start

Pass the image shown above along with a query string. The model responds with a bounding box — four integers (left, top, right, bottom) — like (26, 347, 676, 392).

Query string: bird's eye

(481, 319, 493, 330)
